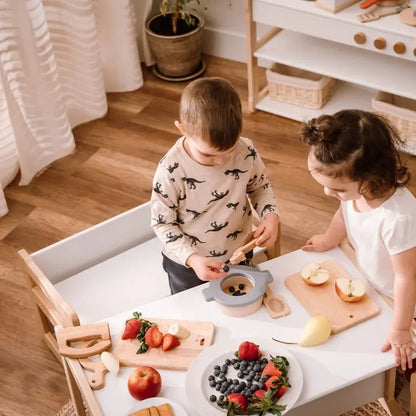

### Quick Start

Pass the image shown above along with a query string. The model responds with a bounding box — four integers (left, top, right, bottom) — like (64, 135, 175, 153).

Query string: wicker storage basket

(372, 91, 416, 155)
(266, 63, 336, 109)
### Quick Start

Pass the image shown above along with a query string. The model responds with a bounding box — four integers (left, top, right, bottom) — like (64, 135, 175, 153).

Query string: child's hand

(186, 253, 228, 282)
(381, 328, 416, 370)
(302, 233, 333, 252)
(254, 213, 279, 247)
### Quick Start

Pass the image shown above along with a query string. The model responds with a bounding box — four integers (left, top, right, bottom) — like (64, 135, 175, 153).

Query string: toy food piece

(300, 263, 329, 286)
(273, 314, 332, 347)
(167, 323, 190, 339)
(100, 351, 119, 375)
(299, 315, 332, 346)
(129, 403, 173, 416)
(335, 278, 366, 302)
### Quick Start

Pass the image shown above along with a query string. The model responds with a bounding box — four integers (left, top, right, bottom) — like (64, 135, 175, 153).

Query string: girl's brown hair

(179, 77, 242, 150)
(300, 109, 409, 199)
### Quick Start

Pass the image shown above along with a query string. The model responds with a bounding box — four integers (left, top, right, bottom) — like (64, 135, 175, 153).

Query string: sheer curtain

(0, 0, 152, 217)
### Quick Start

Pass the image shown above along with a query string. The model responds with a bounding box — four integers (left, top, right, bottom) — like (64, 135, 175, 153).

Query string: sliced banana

(167, 323, 190, 339)
(100, 351, 120, 375)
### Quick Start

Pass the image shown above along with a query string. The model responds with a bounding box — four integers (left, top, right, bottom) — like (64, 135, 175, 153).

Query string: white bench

(19, 201, 171, 359)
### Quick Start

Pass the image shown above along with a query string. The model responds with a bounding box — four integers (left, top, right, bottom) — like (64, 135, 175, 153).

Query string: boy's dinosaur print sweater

(151, 136, 278, 266)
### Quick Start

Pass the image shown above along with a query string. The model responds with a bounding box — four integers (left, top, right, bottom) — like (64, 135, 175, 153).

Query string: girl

(300, 109, 416, 370)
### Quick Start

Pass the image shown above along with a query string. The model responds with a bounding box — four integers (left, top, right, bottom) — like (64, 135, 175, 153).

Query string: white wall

(148, 0, 271, 64)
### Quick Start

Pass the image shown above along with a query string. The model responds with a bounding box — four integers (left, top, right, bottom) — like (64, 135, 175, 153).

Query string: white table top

(90, 247, 395, 416)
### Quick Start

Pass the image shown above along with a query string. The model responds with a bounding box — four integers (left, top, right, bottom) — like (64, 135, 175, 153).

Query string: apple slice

(300, 263, 329, 286)
(335, 277, 366, 302)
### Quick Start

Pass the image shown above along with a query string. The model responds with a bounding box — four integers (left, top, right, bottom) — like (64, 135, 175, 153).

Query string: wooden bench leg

(384, 368, 407, 416)
(62, 357, 87, 416)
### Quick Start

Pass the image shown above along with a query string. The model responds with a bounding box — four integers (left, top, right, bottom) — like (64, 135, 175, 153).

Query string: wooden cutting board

(113, 317, 215, 371)
(285, 260, 380, 334)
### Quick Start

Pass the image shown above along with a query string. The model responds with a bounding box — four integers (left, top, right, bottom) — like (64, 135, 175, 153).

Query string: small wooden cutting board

(113, 317, 215, 371)
(285, 260, 380, 334)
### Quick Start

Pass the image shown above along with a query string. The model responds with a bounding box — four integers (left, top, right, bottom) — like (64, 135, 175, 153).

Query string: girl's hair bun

(300, 115, 340, 146)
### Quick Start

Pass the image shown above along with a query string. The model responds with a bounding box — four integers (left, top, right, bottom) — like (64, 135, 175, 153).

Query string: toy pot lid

(202, 265, 273, 307)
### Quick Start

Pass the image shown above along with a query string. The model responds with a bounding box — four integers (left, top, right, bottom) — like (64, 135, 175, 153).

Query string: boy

(151, 77, 279, 294)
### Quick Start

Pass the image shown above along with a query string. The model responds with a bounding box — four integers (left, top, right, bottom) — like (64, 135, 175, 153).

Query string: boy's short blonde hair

(179, 77, 242, 150)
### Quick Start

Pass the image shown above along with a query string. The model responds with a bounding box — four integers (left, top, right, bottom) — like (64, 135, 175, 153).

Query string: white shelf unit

(245, 0, 416, 120)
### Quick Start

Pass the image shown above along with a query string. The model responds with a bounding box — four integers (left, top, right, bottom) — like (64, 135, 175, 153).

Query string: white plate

(126, 396, 188, 416)
(185, 338, 303, 416)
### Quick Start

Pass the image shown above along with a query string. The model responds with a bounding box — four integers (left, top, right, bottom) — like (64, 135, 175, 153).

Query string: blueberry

(225, 359, 232, 366)
(209, 380, 216, 387)
(214, 369, 220, 376)
(214, 365, 220, 370)
(238, 283, 245, 290)
(208, 375, 215, 381)
(210, 395, 217, 402)
(232, 290, 241, 296)
(237, 371, 244, 378)
(228, 286, 235, 293)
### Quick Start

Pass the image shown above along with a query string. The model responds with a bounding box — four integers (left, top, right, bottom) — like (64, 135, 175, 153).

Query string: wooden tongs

(228, 236, 259, 265)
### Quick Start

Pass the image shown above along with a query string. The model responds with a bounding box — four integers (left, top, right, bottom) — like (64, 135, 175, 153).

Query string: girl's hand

(186, 253, 227, 282)
(302, 233, 333, 252)
(381, 328, 416, 370)
(254, 213, 280, 247)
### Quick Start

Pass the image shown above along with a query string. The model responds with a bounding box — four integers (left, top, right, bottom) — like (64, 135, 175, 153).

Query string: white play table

(66, 247, 399, 416)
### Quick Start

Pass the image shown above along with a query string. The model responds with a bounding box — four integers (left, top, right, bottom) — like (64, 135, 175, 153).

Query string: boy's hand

(381, 327, 416, 370)
(253, 213, 279, 247)
(302, 233, 333, 252)
(186, 253, 227, 282)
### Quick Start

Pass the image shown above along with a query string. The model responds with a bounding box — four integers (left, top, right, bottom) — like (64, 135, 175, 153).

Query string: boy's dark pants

(162, 252, 253, 295)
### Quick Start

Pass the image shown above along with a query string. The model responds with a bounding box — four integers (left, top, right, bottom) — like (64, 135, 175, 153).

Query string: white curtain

(0, 0, 152, 217)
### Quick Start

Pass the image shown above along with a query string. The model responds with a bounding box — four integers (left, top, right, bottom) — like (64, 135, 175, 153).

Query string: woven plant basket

(266, 63, 336, 109)
(372, 91, 416, 155)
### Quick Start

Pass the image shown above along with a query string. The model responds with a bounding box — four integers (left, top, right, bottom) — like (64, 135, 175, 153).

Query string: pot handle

(202, 285, 216, 301)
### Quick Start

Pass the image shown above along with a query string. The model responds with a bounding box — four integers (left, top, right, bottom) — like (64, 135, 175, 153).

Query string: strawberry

(144, 326, 163, 348)
(162, 333, 180, 351)
(276, 385, 287, 398)
(236, 341, 260, 361)
(253, 389, 266, 399)
(261, 355, 289, 378)
(265, 373, 290, 392)
(248, 387, 287, 415)
(265, 375, 281, 390)
(122, 318, 142, 340)
(226, 393, 247, 411)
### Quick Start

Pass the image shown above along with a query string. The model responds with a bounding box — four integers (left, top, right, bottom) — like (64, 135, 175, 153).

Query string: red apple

(300, 263, 329, 286)
(335, 277, 366, 302)
(127, 366, 162, 400)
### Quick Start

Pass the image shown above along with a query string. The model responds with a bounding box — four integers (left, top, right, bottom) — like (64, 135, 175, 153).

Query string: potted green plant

(145, 0, 205, 80)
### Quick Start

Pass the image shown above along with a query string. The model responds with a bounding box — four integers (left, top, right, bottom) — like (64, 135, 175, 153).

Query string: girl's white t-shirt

(341, 187, 416, 299)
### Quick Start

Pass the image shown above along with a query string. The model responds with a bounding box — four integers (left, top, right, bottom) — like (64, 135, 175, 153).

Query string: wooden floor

(0, 55, 415, 416)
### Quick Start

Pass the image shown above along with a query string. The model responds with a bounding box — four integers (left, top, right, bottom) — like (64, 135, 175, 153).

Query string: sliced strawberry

(121, 318, 142, 340)
(226, 393, 247, 411)
(261, 361, 282, 379)
(144, 326, 163, 348)
(276, 385, 287, 398)
(265, 375, 281, 390)
(236, 341, 260, 361)
(253, 389, 266, 399)
(261, 355, 288, 378)
(162, 333, 180, 351)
